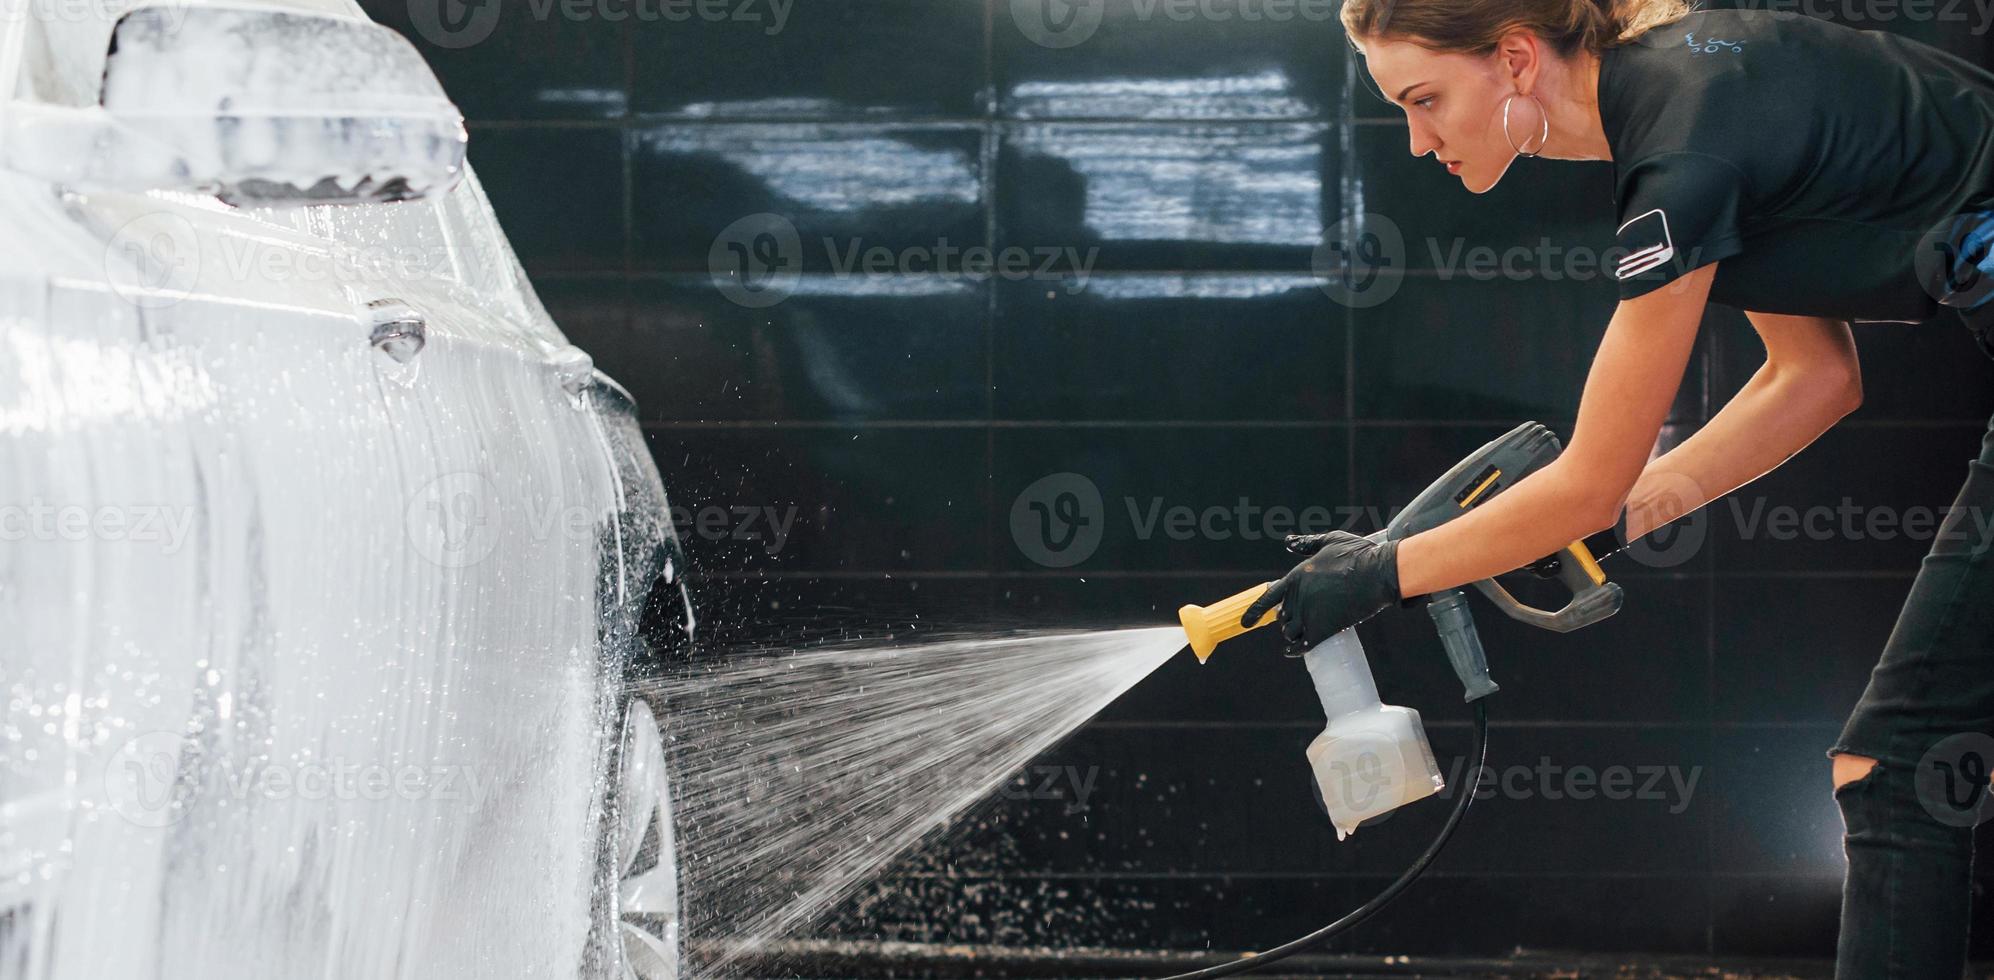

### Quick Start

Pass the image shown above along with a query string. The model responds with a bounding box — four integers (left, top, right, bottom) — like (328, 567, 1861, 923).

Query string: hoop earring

(1501, 92, 1550, 158)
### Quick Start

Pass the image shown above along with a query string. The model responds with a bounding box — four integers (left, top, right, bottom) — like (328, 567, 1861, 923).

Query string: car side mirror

(4, 2, 467, 205)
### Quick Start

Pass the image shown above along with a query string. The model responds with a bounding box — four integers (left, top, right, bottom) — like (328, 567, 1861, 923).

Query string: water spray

(1162, 421, 1628, 978)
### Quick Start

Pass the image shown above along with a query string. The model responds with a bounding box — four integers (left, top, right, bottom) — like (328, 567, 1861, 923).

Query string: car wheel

(613, 697, 681, 979)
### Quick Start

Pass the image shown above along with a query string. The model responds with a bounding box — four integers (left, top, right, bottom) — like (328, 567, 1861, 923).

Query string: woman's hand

(1241, 530, 1404, 651)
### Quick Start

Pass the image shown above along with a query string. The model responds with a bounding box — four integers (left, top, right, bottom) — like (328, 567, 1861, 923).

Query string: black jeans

(1827, 401, 1994, 978)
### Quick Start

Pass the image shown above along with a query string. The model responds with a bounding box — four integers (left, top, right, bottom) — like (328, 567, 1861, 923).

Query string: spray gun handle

(1425, 589, 1499, 702)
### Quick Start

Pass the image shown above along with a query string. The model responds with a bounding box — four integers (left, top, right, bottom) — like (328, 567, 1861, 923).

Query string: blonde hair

(1340, 0, 1697, 57)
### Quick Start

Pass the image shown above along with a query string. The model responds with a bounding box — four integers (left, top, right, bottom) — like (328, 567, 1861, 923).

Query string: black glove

(1525, 511, 1629, 578)
(1243, 530, 1403, 651)
(1285, 532, 1421, 609)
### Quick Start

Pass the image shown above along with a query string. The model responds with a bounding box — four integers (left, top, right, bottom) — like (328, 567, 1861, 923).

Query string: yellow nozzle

(1177, 582, 1279, 664)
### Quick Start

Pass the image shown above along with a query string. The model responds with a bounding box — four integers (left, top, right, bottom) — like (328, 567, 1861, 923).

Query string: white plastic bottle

(1302, 627, 1445, 841)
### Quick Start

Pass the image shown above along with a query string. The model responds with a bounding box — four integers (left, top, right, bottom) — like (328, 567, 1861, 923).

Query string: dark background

(370, 0, 1994, 961)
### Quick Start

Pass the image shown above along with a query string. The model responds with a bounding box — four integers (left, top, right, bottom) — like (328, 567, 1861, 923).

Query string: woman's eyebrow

(1396, 82, 1430, 103)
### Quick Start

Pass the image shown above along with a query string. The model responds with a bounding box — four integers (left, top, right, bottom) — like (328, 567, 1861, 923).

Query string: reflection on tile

(622, 275, 988, 422)
(994, 274, 1345, 421)
(631, 124, 985, 272)
(1005, 71, 1319, 120)
(999, 122, 1333, 270)
(630, 0, 985, 119)
(995, 0, 1347, 121)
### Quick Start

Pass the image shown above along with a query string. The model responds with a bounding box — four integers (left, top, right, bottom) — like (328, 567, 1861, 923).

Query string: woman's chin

(1461, 159, 1516, 194)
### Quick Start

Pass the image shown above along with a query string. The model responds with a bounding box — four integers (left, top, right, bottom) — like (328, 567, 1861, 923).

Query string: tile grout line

(983, 0, 1000, 617)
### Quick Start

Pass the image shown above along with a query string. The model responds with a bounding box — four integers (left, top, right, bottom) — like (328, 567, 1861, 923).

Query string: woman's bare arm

(1611, 310, 1862, 541)
(1393, 264, 1717, 597)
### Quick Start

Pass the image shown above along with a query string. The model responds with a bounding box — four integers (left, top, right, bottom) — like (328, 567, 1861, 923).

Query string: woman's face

(1354, 36, 1531, 194)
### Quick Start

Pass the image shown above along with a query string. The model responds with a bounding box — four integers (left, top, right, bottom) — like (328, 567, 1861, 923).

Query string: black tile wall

(623, 275, 990, 422)
(377, 0, 1994, 962)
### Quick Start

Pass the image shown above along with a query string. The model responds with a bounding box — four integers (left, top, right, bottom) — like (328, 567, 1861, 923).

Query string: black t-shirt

(1598, 9, 1994, 322)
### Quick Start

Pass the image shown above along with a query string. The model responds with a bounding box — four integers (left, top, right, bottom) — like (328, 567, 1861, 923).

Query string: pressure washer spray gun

(1153, 423, 1630, 979)
(1178, 421, 1626, 840)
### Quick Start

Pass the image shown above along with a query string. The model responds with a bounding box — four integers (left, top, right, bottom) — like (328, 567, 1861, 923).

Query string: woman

(1243, 0, 1994, 974)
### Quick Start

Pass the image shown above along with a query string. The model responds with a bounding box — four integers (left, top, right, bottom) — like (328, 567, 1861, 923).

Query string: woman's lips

(1446, 160, 1462, 174)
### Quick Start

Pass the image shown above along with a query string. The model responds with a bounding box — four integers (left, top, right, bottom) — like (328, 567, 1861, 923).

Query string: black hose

(1156, 699, 1492, 980)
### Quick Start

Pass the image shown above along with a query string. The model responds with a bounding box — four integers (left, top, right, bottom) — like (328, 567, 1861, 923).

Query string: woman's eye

(1414, 96, 1436, 109)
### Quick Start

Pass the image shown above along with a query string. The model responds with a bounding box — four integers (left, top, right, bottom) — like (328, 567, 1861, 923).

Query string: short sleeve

(1611, 152, 1748, 300)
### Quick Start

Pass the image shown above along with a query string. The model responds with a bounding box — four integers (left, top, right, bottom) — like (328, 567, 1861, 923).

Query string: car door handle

(365, 298, 426, 362)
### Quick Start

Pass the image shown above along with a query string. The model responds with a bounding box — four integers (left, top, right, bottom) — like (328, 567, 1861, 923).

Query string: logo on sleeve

(1615, 209, 1676, 281)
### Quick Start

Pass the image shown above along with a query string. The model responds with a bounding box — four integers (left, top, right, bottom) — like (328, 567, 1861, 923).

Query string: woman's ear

(1495, 29, 1543, 93)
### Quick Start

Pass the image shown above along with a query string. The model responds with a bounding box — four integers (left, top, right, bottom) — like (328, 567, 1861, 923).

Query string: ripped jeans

(1827, 404, 1994, 978)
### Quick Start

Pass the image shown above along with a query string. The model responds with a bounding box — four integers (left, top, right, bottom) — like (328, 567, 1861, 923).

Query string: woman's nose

(1407, 122, 1441, 159)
